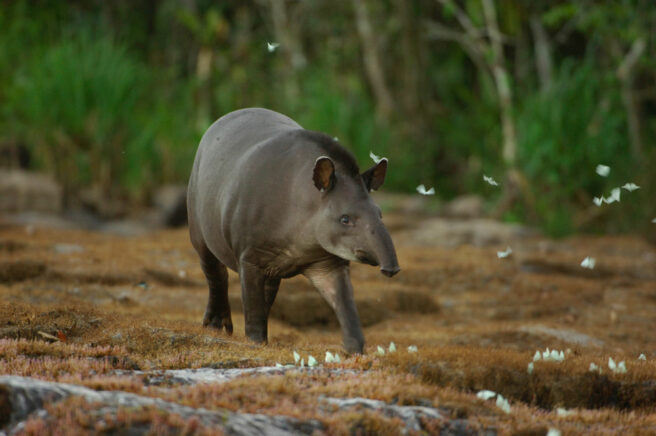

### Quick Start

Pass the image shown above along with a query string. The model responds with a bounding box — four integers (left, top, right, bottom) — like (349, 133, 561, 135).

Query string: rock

(519, 325, 604, 348)
(0, 170, 62, 214)
(400, 218, 536, 247)
(77, 185, 127, 219)
(225, 413, 323, 436)
(152, 184, 187, 227)
(321, 397, 481, 435)
(117, 366, 358, 386)
(442, 195, 484, 219)
(98, 219, 153, 236)
(52, 243, 84, 254)
(0, 141, 31, 169)
(0, 375, 323, 435)
(143, 267, 202, 288)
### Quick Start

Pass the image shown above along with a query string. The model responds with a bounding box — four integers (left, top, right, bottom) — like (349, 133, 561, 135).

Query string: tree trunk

(530, 15, 553, 92)
(399, 0, 420, 116)
(196, 46, 213, 130)
(353, 0, 394, 120)
(617, 37, 645, 159)
(269, 0, 305, 103)
(481, 0, 517, 167)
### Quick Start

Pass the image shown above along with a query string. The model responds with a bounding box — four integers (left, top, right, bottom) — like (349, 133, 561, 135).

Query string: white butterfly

(580, 257, 595, 269)
(621, 183, 640, 192)
(388, 342, 396, 353)
(376, 345, 385, 356)
(476, 390, 496, 400)
(602, 190, 620, 204)
(369, 151, 385, 164)
(496, 395, 511, 413)
(293, 351, 300, 364)
(407, 345, 418, 353)
(608, 357, 626, 373)
(416, 184, 435, 195)
(596, 164, 610, 177)
(555, 350, 565, 361)
(589, 362, 600, 372)
(324, 352, 341, 363)
(533, 351, 541, 362)
(638, 353, 646, 361)
(557, 408, 574, 417)
(652, 218, 656, 223)
(483, 175, 499, 186)
(267, 42, 280, 52)
(308, 355, 318, 367)
(593, 197, 604, 207)
(527, 362, 534, 374)
(497, 247, 512, 259)
(617, 361, 627, 373)
(547, 429, 562, 436)
(609, 188, 621, 203)
(537, 347, 564, 362)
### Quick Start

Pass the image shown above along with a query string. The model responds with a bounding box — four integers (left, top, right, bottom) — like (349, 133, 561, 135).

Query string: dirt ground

(1, 211, 656, 435)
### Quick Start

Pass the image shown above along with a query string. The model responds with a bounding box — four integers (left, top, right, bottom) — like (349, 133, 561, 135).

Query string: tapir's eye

(340, 215, 351, 225)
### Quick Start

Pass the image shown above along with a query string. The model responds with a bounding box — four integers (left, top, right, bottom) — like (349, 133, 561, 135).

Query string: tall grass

(4, 34, 198, 204)
(515, 59, 646, 235)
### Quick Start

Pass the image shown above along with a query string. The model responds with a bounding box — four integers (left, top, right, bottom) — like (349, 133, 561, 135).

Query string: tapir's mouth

(380, 265, 401, 277)
(355, 250, 379, 266)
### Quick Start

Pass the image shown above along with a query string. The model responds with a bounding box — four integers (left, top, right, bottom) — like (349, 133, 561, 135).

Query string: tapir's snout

(380, 265, 400, 277)
(366, 220, 400, 279)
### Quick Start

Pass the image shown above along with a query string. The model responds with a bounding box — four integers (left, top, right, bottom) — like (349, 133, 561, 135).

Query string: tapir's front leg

(239, 261, 268, 344)
(304, 263, 365, 354)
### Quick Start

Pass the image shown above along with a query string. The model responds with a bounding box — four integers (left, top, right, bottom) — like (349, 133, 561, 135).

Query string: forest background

(1, 0, 654, 237)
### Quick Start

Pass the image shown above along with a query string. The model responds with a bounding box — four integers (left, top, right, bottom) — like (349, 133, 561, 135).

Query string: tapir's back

(187, 108, 304, 269)
(203, 108, 301, 158)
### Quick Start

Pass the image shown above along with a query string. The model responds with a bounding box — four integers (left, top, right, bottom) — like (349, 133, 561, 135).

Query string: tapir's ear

(361, 158, 387, 191)
(313, 156, 336, 192)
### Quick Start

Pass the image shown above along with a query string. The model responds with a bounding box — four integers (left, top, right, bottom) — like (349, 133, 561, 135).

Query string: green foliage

(6, 36, 142, 197)
(0, 0, 654, 235)
(283, 71, 394, 181)
(3, 31, 201, 202)
(516, 60, 635, 236)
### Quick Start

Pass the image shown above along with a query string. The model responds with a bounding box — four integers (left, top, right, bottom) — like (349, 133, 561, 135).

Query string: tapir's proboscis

(187, 108, 400, 353)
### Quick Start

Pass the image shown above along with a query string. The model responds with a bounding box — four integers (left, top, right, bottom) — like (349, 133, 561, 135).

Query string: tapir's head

(312, 155, 400, 277)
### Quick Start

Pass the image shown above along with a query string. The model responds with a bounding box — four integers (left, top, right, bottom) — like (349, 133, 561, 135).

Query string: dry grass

(19, 396, 224, 436)
(1, 220, 656, 434)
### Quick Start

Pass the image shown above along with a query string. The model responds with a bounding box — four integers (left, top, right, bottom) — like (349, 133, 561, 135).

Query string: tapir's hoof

(343, 337, 365, 354)
(203, 312, 233, 335)
(245, 329, 268, 345)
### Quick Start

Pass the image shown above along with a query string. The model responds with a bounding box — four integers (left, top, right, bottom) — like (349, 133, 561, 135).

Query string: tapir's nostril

(380, 266, 400, 277)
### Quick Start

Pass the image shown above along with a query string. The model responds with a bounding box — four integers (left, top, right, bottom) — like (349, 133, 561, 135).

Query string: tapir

(187, 108, 400, 353)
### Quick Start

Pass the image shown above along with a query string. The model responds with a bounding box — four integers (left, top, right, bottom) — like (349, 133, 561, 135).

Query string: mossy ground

(1, 216, 656, 434)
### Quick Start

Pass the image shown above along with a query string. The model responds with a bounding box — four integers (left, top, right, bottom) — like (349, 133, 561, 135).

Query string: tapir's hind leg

(239, 261, 269, 344)
(264, 277, 281, 319)
(197, 244, 233, 334)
